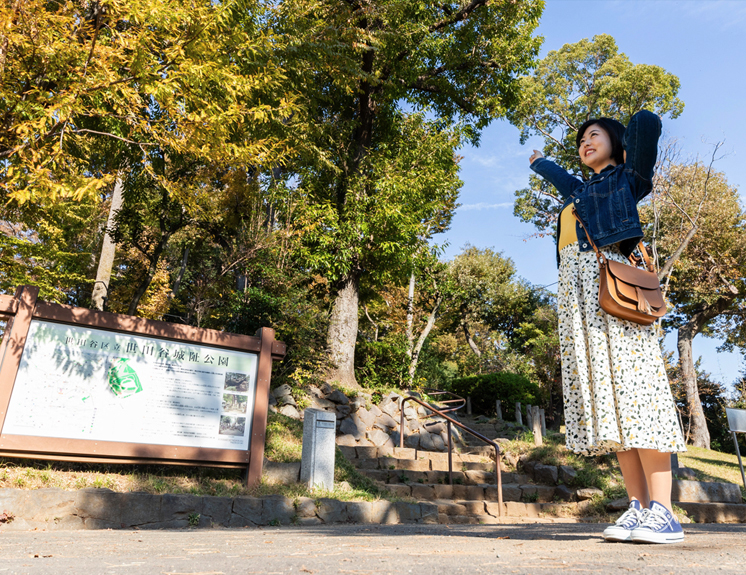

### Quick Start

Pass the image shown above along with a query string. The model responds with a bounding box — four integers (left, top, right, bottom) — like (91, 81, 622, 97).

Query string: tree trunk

(462, 320, 482, 357)
(169, 246, 189, 299)
(91, 174, 125, 311)
(327, 272, 361, 390)
(127, 240, 166, 316)
(408, 292, 442, 386)
(677, 322, 711, 449)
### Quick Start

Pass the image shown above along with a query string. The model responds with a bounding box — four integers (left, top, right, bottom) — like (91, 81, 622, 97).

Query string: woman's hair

(576, 117, 626, 166)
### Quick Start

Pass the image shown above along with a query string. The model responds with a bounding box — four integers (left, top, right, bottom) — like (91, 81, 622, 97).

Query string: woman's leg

(617, 449, 649, 507)
(637, 448, 673, 511)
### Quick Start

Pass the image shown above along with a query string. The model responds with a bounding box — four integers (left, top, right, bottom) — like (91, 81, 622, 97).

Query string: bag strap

(571, 208, 655, 273)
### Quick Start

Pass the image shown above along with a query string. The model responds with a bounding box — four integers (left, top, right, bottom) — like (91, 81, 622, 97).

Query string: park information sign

(4, 320, 258, 450)
(0, 286, 285, 485)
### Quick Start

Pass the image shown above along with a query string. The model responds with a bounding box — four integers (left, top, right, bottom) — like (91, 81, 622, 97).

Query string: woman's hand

(529, 149, 543, 164)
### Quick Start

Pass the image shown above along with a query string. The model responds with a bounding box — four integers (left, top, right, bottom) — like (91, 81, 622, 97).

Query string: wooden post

(515, 402, 522, 426)
(532, 405, 542, 446)
(466, 396, 472, 415)
(495, 400, 502, 421)
(246, 327, 276, 487)
(539, 408, 546, 437)
(0, 286, 39, 433)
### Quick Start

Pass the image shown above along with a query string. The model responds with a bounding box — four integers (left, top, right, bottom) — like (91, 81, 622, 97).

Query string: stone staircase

(338, 444, 590, 524)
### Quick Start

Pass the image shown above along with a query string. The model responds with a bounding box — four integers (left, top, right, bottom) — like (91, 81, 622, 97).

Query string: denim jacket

(530, 110, 662, 266)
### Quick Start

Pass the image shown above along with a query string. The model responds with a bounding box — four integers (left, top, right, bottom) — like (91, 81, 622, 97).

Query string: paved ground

(1, 523, 745, 574)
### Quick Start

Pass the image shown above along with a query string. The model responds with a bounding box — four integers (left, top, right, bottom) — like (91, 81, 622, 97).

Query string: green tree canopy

(508, 34, 684, 234)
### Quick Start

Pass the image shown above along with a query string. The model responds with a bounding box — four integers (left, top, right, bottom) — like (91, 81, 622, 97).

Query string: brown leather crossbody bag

(572, 209, 666, 325)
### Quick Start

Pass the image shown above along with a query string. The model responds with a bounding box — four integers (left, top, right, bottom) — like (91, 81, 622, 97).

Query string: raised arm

(530, 156, 584, 201)
(622, 110, 662, 200)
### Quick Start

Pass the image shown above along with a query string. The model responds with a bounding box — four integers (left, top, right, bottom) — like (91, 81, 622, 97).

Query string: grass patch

(265, 412, 304, 462)
(0, 411, 392, 503)
(678, 446, 746, 501)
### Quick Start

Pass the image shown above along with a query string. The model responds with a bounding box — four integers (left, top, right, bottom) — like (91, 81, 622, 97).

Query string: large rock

(277, 394, 297, 407)
(380, 401, 399, 419)
(423, 421, 446, 435)
(418, 432, 437, 451)
(672, 480, 743, 503)
(576, 487, 604, 500)
(374, 413, 399, 430)
(403, 407, 417, 420)
(310, 397, 335, 410)
(404, 432, 420, 449)
(357, 408, 376, 429)
(430, 433, 445, 452)
(278, 404, 301, 419)
(272, 384, 292, 399)
(559, 465, 577, 485)
(533, 464, 558, 485)
(554, 484, 576, 502)
(328, 390, 350, 405)
(350, 396, 366, 411)
(336, 433, 358, 446)
(606, 497, 630, 511)
(339, 415, 366, 439)
(368, 428, 394, 448)
(335, 405, 352, 419)
(369, 404, 382, 417)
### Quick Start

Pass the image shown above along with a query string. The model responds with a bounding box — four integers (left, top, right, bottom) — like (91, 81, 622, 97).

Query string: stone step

(338, 445, 493, 464)
(355, 456, 497, 473)
(362, 464, 526, 485)
(382, 483, 561, 503)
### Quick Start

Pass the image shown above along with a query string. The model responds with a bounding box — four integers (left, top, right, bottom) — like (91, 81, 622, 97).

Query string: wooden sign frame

(0, 286, 286, 486)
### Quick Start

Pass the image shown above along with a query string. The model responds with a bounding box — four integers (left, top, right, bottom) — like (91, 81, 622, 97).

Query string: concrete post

(532, 405, 542, 447)
(300, 408, 337, 490)
(515, 402, 522, 426)
(466, 396, 472, 415)
(526, 404, 533, 429)
(539, 408, 546, 437)
(495, 400, 502, 421)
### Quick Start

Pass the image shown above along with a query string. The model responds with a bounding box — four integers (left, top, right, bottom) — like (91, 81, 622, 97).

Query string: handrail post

(399, 398, 406, 449)
(447, 420, 453, 485)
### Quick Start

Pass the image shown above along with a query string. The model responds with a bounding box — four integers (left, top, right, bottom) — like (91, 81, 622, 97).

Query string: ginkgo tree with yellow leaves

(0, 0, 298, 303)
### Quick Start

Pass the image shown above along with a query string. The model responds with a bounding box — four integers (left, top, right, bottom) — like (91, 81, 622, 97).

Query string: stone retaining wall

(0, 488, 436, 531)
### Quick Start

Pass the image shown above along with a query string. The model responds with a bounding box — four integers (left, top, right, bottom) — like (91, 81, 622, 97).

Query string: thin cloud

(458, 202, 514, 211)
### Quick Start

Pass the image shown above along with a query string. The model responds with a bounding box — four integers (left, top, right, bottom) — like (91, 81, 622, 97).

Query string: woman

(529, 110, 686, 544)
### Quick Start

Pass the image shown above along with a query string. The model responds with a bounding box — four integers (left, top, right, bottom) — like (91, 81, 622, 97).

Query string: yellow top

(558, 205, 579, 251)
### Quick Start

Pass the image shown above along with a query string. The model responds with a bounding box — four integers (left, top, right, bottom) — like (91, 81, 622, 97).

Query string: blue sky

(439, 0, 746, 386)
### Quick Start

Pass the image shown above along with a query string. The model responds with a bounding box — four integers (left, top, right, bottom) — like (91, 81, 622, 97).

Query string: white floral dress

(558, 242, 686, 456)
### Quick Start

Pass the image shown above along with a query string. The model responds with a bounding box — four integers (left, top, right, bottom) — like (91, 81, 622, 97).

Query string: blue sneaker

(603, 499, 645, 542)
(630, 500, 685, 544)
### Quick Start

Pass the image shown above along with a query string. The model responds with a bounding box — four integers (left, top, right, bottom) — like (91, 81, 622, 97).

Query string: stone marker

(495, 400, 502, 421)
(531, 405, 542, 447)
(300, 408, 336, 490)
(526, 404, 533, 429)
(466, 396, 472, 416)
(515, 402, 522, 426)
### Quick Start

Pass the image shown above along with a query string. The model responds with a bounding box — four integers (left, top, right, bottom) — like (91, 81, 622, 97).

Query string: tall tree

(275, 0, 544, 388)
(508, 34, 684, 234)
(641, 160, 746, 448)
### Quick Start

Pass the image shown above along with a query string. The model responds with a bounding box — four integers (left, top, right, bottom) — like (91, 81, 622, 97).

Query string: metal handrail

(399, 394, 503, 516)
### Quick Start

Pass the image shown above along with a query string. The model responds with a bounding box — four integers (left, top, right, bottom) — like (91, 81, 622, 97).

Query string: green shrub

(447, 372, 541, 418)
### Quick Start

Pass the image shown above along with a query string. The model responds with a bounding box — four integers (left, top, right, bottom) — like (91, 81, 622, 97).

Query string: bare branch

(658, 224, 697, 282)
(429, 0, 489, 33)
